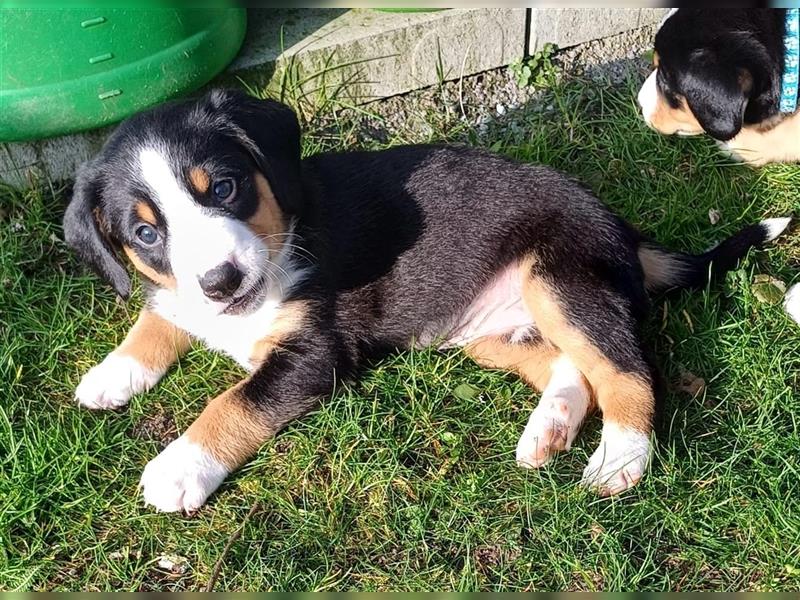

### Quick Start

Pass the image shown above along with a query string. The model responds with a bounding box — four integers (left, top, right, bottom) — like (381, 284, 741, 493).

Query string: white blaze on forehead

(137, 148, 260, 299)
(139, 147, 186, 206)
(638, 69, 659, 123)
(639, 8, 678, 125)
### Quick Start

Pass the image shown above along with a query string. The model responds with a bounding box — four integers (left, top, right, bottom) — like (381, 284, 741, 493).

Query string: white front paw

(716, 140, 741, 161)
(581, 424, 650, 496)
(140, 436, 229, 513)
(76, 353, 162, 410)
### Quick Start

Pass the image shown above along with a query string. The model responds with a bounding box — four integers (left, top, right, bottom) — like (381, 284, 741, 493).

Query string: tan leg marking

(185, 301, 310, 469)
(140, 300, 315, 512)
(185, 383, 277, 470)
(117, 309, 191, 373)
(188, 167, 210, 194)
(466, 335, 564, 392)
(249, 172, 286, 254)
(520, 276, 653, 493)
(75, 309, 190, 410)
(123, 245, 176, 289)
(250, 300, 310, 367)
(468, 336, 594, 467)
(725, 112, 800, 165)
(522, 277, 653, 433)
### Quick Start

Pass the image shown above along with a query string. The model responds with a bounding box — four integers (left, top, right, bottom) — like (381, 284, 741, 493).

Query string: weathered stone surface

(529, 8, 668, 53)
(0, 128, 107, 188)
(261, 8, 526, 103)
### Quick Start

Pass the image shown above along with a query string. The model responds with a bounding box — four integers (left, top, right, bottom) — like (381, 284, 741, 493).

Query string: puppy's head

(638, 9, 775, 141)
(63, 89, 302, 314)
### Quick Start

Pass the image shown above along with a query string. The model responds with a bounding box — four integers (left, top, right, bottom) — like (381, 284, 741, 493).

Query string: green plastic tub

(0, 7, 247, 142)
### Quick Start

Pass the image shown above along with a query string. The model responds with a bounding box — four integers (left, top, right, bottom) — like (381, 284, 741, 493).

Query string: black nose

(198, 262, 243, 300)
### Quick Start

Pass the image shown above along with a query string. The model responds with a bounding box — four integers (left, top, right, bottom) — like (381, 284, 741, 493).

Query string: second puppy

(638, 8, 800, 165)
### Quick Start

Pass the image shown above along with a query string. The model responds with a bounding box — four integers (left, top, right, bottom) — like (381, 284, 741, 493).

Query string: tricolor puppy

(64, 89, 789, 512)
(638, 8, 800, 166)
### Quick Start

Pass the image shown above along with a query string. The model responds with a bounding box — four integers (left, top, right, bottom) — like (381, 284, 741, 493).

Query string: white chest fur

(151, 288, 286, 371)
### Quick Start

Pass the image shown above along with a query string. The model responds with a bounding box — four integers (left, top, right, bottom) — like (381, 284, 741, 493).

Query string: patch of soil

(130, 411, 178, 448)
(474, 544, 522, 572)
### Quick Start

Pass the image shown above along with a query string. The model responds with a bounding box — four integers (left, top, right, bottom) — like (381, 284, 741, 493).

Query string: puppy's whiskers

(254, 258, 293, 297)
(255, 233, 316, 264)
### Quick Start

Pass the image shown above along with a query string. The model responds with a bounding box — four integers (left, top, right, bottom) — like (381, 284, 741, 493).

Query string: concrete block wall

(256, 8, 527, 101)
(0, 8, 667, 187)
(530, 8, 667, 52)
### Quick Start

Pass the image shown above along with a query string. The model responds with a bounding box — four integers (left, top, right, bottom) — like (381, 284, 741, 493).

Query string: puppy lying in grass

(64, 89, 790, 512)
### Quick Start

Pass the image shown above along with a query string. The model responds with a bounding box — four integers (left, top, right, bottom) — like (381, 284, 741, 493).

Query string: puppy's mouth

(222, 274, 268, 315)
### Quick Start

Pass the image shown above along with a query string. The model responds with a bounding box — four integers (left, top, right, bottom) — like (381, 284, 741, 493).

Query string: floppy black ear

(681, 59, 749, 141)
(681, 33, 773, 142)
(207, 89, 304, 216)
(63, 161, 131, 299)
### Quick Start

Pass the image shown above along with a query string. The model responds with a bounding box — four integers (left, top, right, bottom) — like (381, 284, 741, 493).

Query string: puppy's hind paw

(516, 392, 587, 468)
(516, 356, 590, 469)
(580, 424, 650, 496)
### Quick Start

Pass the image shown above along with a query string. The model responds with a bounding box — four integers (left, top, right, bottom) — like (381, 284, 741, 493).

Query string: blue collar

(780, 8, 799, 113)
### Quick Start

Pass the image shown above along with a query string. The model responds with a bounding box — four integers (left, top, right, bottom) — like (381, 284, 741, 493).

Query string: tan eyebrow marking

(247, 172, 287, 255)
(123, 245, 176, 289)
(188, 167, 211, 194)
(135, 200, 157, 224)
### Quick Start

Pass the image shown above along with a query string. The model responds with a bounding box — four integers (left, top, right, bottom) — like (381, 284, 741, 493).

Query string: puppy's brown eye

(136, 224, 159, 245)
(213, 179, 236, 202)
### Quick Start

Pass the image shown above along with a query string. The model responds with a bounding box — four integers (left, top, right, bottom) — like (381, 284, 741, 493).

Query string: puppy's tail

(638, 217, 791, 293)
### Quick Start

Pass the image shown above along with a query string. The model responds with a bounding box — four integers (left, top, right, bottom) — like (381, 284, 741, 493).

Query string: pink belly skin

(440, 261, 535, 348)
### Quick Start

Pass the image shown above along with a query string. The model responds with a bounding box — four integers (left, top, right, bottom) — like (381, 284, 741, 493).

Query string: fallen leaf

(708, 208, 721, 225)
(675, 367, 705, 397)
(453, 382, 479, 401)
(752, 274, 786, 305)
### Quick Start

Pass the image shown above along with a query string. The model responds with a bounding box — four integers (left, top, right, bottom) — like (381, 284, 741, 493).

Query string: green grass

(1, 73, 799, 592)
